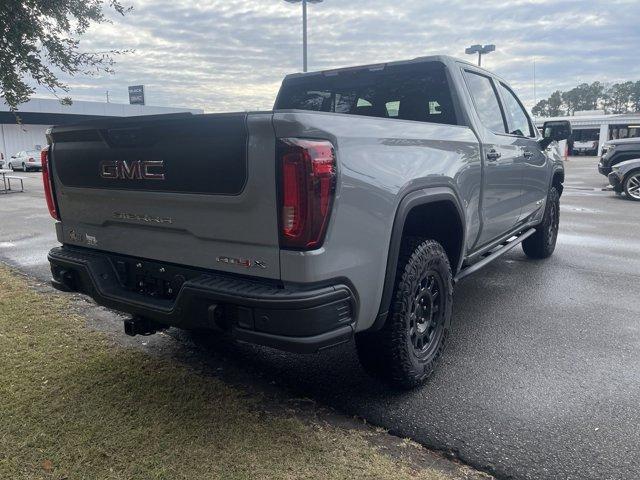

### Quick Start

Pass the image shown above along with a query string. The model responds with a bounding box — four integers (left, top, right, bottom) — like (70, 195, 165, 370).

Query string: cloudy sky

(34, 0, 640, 112)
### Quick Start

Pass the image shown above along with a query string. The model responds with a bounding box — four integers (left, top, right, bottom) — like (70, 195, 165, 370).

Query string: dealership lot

(1, 157, 639, 479)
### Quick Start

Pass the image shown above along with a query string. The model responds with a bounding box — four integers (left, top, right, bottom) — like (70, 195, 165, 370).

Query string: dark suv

(599, 138, 640, 176)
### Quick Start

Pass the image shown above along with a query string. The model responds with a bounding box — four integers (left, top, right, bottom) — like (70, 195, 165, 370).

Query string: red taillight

(278, 138, 336, 249)
(41, 148, 60, 220)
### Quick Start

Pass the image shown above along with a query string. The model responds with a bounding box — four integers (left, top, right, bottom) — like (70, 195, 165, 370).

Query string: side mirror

(540, 120, 572, 150)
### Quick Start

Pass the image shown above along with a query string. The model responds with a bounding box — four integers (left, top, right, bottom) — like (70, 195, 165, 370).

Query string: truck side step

(454, 228, 536, 283)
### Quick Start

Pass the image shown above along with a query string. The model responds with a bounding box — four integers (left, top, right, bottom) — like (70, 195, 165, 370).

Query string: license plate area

(111, 256, 199, 301)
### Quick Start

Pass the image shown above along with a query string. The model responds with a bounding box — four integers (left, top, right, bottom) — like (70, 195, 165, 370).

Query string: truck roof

(282, 55, 489, 81)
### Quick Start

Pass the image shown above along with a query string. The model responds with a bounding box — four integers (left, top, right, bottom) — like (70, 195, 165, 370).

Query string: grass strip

(0, 266, 456, 480)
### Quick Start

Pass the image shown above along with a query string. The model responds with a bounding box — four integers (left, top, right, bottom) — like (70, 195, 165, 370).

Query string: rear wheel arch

(372, 188, 465, 331)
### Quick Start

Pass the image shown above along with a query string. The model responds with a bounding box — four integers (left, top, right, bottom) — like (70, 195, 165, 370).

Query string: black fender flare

(370, 187, 466, 331)
(551, 166, 565, 195)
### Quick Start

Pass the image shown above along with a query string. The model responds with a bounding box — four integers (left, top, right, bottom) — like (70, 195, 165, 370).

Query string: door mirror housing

(539, 120, 572, 150)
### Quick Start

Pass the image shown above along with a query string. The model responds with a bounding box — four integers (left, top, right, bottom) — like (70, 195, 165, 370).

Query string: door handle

(486, 150, 501, 161)
(523, 150, 534, 159)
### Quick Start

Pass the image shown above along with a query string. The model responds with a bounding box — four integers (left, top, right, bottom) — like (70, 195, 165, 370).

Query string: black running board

(454, 228, 536, 283)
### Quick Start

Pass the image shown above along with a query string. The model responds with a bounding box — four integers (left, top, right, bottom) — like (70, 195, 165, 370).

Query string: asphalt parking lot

(1, 157, 639, 480)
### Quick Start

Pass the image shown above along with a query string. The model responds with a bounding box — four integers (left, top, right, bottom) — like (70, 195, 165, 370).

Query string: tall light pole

(465, 44, 496, 67)
(285, 0, 323, 72)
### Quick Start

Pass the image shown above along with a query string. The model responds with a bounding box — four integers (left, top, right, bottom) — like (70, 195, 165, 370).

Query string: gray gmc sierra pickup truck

(44, 56, 570, 388)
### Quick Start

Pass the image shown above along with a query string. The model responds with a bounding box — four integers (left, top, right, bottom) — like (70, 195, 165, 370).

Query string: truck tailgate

(49, 112, 281, 279)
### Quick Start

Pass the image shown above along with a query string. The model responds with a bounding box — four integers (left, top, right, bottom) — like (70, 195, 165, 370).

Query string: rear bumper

(48, 246, 356, 353)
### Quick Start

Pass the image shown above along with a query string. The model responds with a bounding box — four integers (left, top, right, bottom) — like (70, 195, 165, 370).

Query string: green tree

(535, 80, 639, 117)
(565, 82, 605, 111)
(532, 99, 550, 117)
(532, 91, 563, 118)
(547, 90, 564, 116)
(562, 88, 580, 115)
(629, 81, 640, 112)
(603, 82, 633, 114)
(0, 0, 131, 111)
(588, 81, 605, 110)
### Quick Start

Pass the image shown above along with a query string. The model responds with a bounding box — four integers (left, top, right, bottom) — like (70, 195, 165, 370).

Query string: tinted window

(499, 83, 533, 137)
(464, 71, 506, 134)
(386, 101, 400, 117)
(276, 62, 458, 126)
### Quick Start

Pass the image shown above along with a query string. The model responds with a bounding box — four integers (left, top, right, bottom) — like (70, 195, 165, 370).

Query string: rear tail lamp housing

(41, 147, 60, 220)
(278, 138, 336, 250)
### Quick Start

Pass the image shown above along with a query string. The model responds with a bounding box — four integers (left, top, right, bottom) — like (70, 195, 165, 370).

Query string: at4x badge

(216, 256, 267, 269)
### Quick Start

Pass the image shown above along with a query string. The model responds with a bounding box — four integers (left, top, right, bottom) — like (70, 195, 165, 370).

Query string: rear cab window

(275, 61, 459, 126)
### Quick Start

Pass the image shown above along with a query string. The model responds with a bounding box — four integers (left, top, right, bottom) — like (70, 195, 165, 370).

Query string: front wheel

(623, 172, 640, 201)
(8, 163, 14, 171)
(522, 186, 560, 259)
(22, 162, 27, 172)
(356, 239, 453, 389)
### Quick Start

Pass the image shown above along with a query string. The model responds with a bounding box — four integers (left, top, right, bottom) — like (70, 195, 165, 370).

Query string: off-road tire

(522, 186, 560, 259)
(356, 238, 453, 389)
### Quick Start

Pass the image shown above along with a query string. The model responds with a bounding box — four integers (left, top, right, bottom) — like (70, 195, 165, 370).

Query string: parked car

(572, 139, 598, 156)
(599, 138, 640, 176)
(608, 158, 640, 201)
(7, 149, 43, 172)
(44, 55, 569, 388)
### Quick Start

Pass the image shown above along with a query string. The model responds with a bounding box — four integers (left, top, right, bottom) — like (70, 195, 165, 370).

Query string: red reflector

(41, 148, 60, 220)
(278, 138, 336, 249)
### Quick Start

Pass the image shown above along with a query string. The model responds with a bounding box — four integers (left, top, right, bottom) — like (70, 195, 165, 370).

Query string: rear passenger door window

(463, 71, 506, 134)
(498, 83, 534, 137)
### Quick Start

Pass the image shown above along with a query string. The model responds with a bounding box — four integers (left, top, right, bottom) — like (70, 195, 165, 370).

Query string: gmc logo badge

(100, 160, 165, 180)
